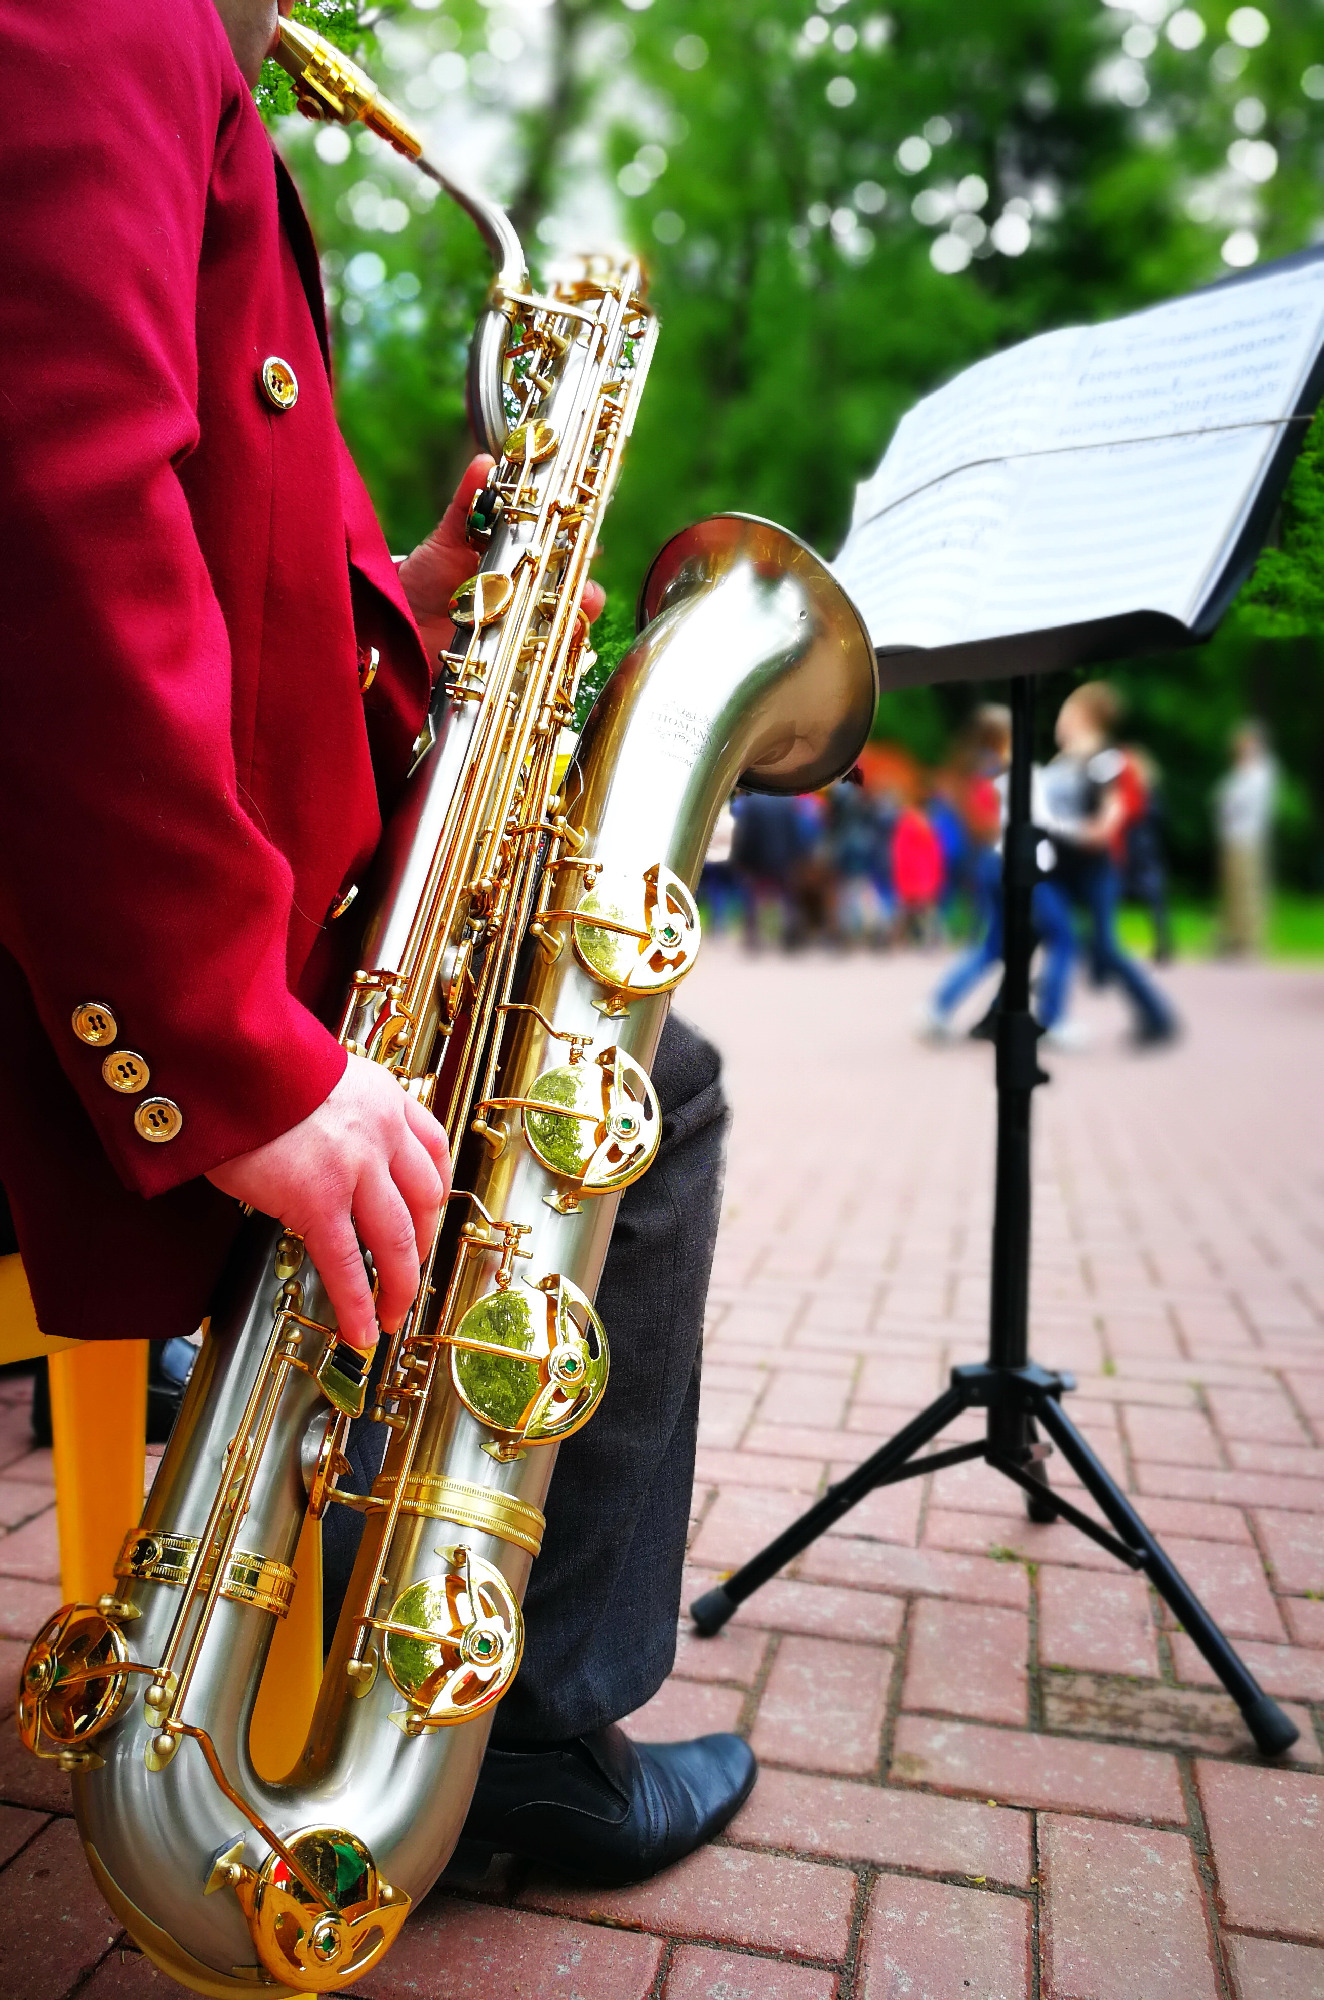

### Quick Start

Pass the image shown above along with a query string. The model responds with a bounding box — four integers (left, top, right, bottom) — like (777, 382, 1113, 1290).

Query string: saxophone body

(17, 27, 878, 1998)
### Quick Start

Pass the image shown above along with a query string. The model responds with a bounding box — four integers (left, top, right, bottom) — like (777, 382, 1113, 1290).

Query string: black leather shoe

(454, 1723, 757, 1886)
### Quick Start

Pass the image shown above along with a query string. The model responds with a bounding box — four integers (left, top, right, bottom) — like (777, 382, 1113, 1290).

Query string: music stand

(690, 670, 1298, 1758)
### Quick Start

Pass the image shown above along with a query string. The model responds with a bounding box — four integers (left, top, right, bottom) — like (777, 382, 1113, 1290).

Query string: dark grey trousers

(323, 1013, 727, 1742)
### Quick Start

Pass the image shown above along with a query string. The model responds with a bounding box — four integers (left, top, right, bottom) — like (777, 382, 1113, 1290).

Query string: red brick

(1256, 1510, 1324, 1594)
(672, 1622, 768, 1688)
(0, 1577, 61, 1648)
(0, 1481, 56, 1532)
(1039, 1813, 1217, 2000)
(902, 1600, 1028, 1726)
(1141, 1465, 1324, 1511)
(689, 1572, 905, 1646)
(1123, 1494, 1253, 1544)
(0, 1401, 38, 1474)
(1039, 1567, 1159, 1678)
(859, 1875, 1030, 2000)
(353, 1897, 664, 1999)
(745, 1424, 888, 1465)
(799, 1539, 1029, 1610)
(1285, 1597, 1324, 1648)
(923, 1507, 1117, 1572)
(698, 1388, 758, 1450)
(1171, 1631, 1324, 1702)
(1200, 1761, 1324, 1939)
(690, 1488, 811, 1571)
(0, 1802, 46, 1869)
(0, 1718, 72, 1813)
(892, 1716, 1184, 1823)
(855, 1357, 943, 1406)
(760, 1370, 849, 1429)
(1125, 1405, 1223, 1467)
(1225, 1935, 1324, 2000)
(665, 1945, 836, 2000)
(750, 1635, 889, 1776)
(693, 1447, 823, 1493)
(522, 1844, 855, 1960)
(821, 1473, 923, 1547)
(0, 1816, 120, 2000)
(0, 1508, 59, 1584)
(731, 1766, 1031, 1887)
(624, 1679, 744, 1744)
(1153, 1537, 1286, 1643)
(70, 1954, 185, 1999)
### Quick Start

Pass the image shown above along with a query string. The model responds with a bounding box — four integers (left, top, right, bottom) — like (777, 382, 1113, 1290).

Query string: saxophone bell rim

(636, 512, 879, 796)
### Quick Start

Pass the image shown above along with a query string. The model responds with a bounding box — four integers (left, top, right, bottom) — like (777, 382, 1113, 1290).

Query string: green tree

(270, 0, 1324, 884)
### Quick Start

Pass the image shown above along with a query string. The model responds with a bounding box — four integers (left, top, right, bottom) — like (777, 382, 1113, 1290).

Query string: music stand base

(689, 676, 1297, 1761)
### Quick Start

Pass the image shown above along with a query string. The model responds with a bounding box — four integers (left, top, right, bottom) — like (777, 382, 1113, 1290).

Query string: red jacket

(0, 0, 432, 1341)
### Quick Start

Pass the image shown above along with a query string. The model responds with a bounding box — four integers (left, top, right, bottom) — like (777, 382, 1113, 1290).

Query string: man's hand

(205, 1054, 451, 1349)
(398, 454, 606, 666)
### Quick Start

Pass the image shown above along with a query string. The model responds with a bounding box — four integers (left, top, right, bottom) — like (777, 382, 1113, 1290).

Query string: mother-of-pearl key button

(134, 1098, 183, 1143)
(72, 1002, 118, 1046)
(102, 1051, 150, 1094)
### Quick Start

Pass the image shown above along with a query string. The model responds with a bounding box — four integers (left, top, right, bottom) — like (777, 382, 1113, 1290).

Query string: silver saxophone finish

(27, 23, 879, 1998)
(74, 516, 875, 1995)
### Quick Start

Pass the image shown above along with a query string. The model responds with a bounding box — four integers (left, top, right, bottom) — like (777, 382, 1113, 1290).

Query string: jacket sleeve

(0, 0, 346, 1198)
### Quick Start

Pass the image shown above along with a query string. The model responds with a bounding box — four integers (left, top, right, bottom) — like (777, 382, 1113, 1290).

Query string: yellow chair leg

(48, 1341, 148, 1606)
(249, 1510, 323, 1783)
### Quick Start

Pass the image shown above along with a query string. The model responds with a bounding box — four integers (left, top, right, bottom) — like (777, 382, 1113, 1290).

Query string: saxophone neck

(273, 18, 529, 336)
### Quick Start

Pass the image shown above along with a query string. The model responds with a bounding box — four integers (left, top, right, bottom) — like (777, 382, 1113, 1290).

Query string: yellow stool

(0, 1252, 321, 1768)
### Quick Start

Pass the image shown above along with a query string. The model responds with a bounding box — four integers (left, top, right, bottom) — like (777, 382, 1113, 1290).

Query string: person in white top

(1214, 721, 1278, 957)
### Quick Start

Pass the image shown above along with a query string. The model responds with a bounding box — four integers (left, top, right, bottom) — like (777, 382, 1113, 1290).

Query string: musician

(0, 0, 754, 1884)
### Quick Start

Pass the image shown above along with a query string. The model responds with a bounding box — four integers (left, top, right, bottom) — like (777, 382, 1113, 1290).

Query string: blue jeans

(1067, 852, 1176, 1037)
(933, 852, 1075, 1030)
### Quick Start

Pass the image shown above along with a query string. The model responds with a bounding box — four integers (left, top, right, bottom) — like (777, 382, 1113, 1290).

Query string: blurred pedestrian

(1119, 744, 1174, 965)
(919, 705, 1079, 1043)
(699, 800, 744, 937)
(1041, 683, 1180, 1048)
(829, 779, 890, 945)
(1214, 720, 1277, 957)
(730, 791, 807, 950)
(892, 799, 945, 944)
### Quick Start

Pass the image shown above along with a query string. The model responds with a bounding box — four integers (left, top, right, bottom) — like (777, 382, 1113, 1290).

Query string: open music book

(833, 245, 1324, 685)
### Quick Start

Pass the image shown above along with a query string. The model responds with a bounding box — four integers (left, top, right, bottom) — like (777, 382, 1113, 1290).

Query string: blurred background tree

(267, 0, 1324, 889)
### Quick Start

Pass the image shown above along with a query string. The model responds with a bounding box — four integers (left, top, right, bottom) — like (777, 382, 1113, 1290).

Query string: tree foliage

(269, 0, 1324, 884)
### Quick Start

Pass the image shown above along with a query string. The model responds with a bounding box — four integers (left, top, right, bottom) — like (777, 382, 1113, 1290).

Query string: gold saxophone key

(133, 1098, 183, 1144)
(448, 571, 514, 629)
(101, 1050, 150, 1095)
(502, 420, 557, 465)
(72, 1002, 117, 1047)
(259, 357, 299, 411)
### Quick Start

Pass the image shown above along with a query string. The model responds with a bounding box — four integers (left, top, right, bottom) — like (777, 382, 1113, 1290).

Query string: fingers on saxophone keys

(353, 1165, 424, 1337)
(391, 1128, 447, 1266)
(305, 1214, 380, 1352)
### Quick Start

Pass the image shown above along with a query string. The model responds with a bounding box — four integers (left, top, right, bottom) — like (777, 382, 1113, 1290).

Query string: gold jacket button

(102, 1050, 150, 1094)
(134, 1098, 183, 1143)
(259, 357, 299, 411)
(72, 1002, 118, 1046)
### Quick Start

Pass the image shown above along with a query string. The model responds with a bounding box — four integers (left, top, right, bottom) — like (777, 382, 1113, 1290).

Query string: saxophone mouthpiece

(273, 18, 423, 161)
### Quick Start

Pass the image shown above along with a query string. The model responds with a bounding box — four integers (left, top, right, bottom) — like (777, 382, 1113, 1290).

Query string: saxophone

(17, 25, 877, 1996)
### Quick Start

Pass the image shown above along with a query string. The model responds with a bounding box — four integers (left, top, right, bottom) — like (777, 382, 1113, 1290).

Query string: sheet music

(836, 257, 1324, 654)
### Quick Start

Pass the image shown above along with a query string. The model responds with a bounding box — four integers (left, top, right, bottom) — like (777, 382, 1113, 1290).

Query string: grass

(1115, 892, 1324, 961)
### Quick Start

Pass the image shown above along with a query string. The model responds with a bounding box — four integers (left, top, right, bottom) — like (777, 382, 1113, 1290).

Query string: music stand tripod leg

(690, 672, 1300, 1760)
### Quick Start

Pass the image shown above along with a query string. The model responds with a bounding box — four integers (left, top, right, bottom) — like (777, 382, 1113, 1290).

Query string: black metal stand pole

(691, 674, 1298, 1759)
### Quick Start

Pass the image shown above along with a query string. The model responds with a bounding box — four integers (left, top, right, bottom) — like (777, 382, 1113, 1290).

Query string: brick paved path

(1, 948, 1322, 1998)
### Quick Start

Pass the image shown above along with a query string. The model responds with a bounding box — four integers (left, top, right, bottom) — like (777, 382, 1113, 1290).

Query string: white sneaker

(1042, 1018, 1093, 1051)
(916, 1005, 957, 1043)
